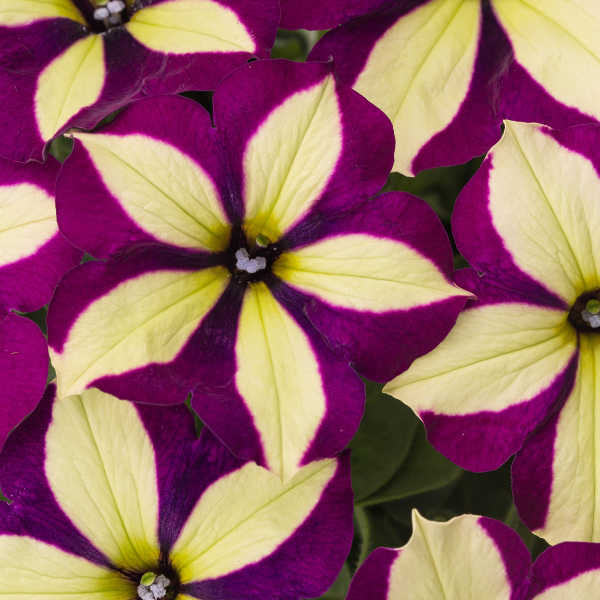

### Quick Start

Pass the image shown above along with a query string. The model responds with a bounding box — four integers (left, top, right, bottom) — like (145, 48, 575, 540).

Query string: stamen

(235, 248, 267, 274)
(106, 0, 126, 13)
(582, 299, 600, 328)
(93, 6, 109, 19)
(94, 0, 125, 22)
(138, 574, 170, 600)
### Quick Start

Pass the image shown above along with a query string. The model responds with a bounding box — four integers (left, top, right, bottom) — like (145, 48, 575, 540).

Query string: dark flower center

(223, 224, 284, 285)
(72, 0, 133, 33)
(121, 557, 180, 600)
(568, 289, 600, 333)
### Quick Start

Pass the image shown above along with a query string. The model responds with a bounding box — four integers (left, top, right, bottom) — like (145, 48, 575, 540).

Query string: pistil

(582, 299, 600, 328)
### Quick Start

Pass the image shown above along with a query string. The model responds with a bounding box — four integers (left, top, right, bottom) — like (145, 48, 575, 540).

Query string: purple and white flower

(48, 59, 470, 482)
(0, 0, 278, 162)
(0, 383, 353, 600)
(387, 121, 600, 543)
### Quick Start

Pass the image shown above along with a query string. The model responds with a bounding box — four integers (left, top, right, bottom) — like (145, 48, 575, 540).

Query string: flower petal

(35, 35, 105, 142)
(213, 59, 394, 231)
(347, 512, 530, 600)
(385, 302, 577, 471)
(68, 128, 230, 253)
(0, 156, 81, 313)
(278, 192, 470, 383)
(172, 459, 335, 581)
(0, 0, 85, 26)
(279, 0, 387, 30)
(172, 453, 352, 600)
(57, 95, 230, 259)
(241, 70, 342, 241)
(464, 121, 600, 305)
(529, 542, 600, 598)
(513, 339, 600, 544)
(0, 313, 48, 452)
(44, 387, 160, 570)
(0, 535, 130, 599)
(49, 255, 230, 399)
(311, 0, 504, 176)
(493, 0, 600, 126)
(0, 386, 112, 564)
(275, 233, 460, 313)
(233, 281, 363, 482)
(126, 0, 257, 54)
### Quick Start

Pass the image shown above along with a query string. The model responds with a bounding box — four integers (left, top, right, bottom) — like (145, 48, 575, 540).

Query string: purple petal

(452, 155, 569, 311)
(346, 547, 397, 600)
(0, 384, 110, 565)
(279, 0, 392, 30)
(0, 156, 82, 313)
(281, 192, 469, 383)
(310, 3, 507, 175)
(0, 20, 86, 162)
(528, 542, 600, 598)
(181, 452, 353, 600)
(213, 59, 394, 225)
(0, 313, 48, 454)
(57, 95, 230, 259)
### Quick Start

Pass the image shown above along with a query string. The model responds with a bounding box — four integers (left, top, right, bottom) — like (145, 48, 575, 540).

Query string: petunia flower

(0, 383, 353, 600)
(0, 156, 81, 452)
(347, 511, 600, 600)
(47, 59, 470, 482)
(386, 120, 600, 544)
(0, 0, 278, 163)
(284, 0, 600, 176)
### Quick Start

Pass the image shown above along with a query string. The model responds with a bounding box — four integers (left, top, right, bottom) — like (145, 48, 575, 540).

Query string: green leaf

(504, 503, 550, 561)
(356, 422, 463, 507)
(316, 563, 352, 600)
(354, 506, 410, 567)
(349, 381, 418, 503)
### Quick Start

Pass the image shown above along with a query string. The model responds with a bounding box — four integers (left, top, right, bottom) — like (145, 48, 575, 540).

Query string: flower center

(137, 573, 172, 600)
(568, 290, 600, 333)
(224, 224, 284, 284)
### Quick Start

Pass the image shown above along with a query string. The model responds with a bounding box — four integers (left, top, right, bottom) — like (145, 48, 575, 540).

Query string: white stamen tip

(93, 6, 110, 19)
(235, 248, 267, 274)
(137, 586, 154, 600)
(150, 585, 167, 599)
(106, 0, 125, 13)
(582, 309, 600, 328)
(155, 576, 170, 588)
(138, 575, 171, 600)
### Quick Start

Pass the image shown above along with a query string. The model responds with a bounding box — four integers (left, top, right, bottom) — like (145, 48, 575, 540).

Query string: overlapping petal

(304, 0, 600, 176)
(309, 0, 507, 176)
(347, 512, 600, 600)
(51, 60, 466, 480)
(387, 121, 600, 542)
(0, 0, 278, 162)
(0, 384, 353, 599)
(0, 156, 80, 452)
